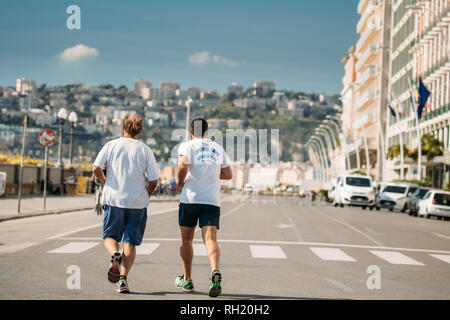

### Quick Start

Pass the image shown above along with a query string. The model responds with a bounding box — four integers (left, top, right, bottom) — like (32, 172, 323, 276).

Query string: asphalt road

(0, 193, 449, 300)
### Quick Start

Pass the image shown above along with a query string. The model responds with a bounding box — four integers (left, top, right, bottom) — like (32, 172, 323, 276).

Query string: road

(0, 193, 449, 300)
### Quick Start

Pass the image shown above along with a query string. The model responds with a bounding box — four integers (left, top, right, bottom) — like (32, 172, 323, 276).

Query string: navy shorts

(102, 204, 147, 246)
(179, 203, 220, 230)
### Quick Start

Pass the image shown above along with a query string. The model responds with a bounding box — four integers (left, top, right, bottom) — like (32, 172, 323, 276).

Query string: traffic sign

(38, 129, 57, 147)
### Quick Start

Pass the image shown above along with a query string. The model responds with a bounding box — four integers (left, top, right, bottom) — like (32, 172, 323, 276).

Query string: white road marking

(370, 251, 424, 265)
(0, 242, 37, 254)
(46, 223, 103, 240)
(47, 242, 99, 254)
(136, 243, 160, 255)
(308, 205, 384, 247)
(429, 254, 450, 264)
(249, 245, 287, 259)
(276, 223, 293, 229)
(46, 208, 177, 240)
(326, 278, 354, 292)
(310, 247, 356, 262)
(433, 233, 450, 240)
(193, 243, 207, 256)
(282, 207, 304, 242)
(56, 237, 450, 255)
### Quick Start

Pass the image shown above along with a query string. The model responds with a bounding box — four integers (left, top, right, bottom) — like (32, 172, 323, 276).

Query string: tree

(406, 133, 443, 161)
(386, 144, 409, 160)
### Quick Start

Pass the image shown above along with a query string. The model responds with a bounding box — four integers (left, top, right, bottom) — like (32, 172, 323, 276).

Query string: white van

(333, 174, 375, 209)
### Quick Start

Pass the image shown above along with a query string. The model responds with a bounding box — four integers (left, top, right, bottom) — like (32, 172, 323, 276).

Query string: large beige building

(339, 0, 392, 180)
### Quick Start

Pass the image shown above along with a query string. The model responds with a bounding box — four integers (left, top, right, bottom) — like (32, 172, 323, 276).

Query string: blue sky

(0, 0, 359, 94)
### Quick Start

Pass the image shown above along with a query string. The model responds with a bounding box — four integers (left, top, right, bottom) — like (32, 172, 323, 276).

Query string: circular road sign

(38, 129, 57, 147)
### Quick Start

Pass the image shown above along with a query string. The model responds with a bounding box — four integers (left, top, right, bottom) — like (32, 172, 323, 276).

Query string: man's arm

(92, 166, 106, 185)
(220, 166, 232, 180)
(177, 155, 189, 193)
(146, 180, 158, 197)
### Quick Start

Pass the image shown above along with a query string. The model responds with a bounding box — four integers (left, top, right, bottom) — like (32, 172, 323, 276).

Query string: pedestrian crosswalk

(43, 240, 450, 268)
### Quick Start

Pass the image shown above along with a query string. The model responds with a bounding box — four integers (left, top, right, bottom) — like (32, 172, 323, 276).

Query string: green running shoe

(175, 275, 195, 292)
(208, 270, 222, 297)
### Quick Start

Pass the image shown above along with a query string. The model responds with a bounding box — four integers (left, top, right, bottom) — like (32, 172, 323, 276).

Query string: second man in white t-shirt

(175, 118, 232, 297)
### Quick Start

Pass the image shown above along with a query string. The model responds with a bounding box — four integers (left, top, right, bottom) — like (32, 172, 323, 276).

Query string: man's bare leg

(180, 226, 195, 280)
(104, 237, 120, 256)
(201, 226, 220, 271)
(121, 242, 136, 276)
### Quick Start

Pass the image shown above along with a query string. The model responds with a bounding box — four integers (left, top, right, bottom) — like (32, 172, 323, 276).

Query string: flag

(397, 104, 405, 119)
(417, 77, 430, 120)
(388, 103, 396, 117)
(347, 128, 354, 143)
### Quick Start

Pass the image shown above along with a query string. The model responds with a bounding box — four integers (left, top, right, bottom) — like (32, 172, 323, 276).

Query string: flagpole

(389, 93, 405, 181)
(406, 73, 422, 181)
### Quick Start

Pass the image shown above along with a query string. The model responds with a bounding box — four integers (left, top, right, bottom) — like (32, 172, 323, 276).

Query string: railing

(356, 20, 381, 51)
(355, 45, 377, 71)
(358, 66, 379, 86)
(357, 0, 379, 33)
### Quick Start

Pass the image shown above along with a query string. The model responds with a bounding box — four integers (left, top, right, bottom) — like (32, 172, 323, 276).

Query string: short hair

(122, 114, 143, 137)
(190, 118, 208, 138)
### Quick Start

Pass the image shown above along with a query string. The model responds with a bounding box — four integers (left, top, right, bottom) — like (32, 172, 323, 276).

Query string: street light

(319, 124, 337, 149)
(311, 135, 329, 182)
(68, 111, 78, 165)
(308, 142, 324, 183)
(57, 107, 68, 167)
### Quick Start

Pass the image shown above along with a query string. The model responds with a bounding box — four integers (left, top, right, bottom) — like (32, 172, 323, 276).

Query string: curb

(0, 198, 180, 223)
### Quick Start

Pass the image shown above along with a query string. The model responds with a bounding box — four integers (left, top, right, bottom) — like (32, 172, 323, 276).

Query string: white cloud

(189, 51, 238, 67)
(60, 44, 99, 62)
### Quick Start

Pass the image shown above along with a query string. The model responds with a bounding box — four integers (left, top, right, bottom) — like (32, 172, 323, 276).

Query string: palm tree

(406, 134, 443, 161)
(387, 144, 409, 160)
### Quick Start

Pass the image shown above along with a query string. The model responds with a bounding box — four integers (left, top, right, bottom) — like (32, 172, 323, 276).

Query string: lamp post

(57, 108, 67, 167)
(308, 141, 325, 184)
(185, 96, 192, 142)
(325, 117, 351, 171)
(312, 135, 329, 183)
(320, 124, 337, 149)
(68, 111, 78, 165)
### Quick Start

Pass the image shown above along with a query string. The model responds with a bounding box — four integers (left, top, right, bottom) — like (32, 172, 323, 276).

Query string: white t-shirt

(93, 137, 159, 209)
(178, 138, 232, 207)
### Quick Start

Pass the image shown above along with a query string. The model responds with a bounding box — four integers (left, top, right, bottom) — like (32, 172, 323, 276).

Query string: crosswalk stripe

(429, 254, 450, 264)
(136, 243, 160, 255)
(47, 242, 99, 254)
(249, 245, 287, 259)
(193, 244, 207, 256)
(310, 247, 356, 262)
(370, 250, 424, 265)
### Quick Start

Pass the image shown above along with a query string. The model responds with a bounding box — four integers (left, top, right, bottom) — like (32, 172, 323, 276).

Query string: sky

(0, 0, 360, 95)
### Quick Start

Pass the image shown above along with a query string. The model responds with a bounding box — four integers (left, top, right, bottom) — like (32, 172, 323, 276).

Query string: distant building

(227, 82, 244, 95)
(19, 96, 38, 110)
(227, 119, 245, 129)
(207, 119, 226, 129)
(160, 82, 180, 100)
(252, 81, 275, 97)
(234, 97, 266, 109)
(134, 79, 152, 98)
(16, 78, 36, 95)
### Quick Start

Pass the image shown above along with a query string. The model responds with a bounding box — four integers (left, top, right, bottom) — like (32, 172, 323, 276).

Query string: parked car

(408, 187, 430, 216)
(418, 190, 450, 220)
(375, 183, 418, 212)
(333, 174, 375, 209)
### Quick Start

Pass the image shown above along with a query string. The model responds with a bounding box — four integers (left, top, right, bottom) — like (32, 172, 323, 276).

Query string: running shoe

(208, 270, 222, 297)
(175, 275, 195, 292)
(108, 252, 122, 283)
(116, 277, 130, 293)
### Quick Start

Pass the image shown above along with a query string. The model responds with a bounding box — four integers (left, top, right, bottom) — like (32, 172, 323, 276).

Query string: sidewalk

(0, 194, 179, 222)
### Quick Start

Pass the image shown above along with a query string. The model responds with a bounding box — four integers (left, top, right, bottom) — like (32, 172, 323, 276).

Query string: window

(407, 187, 418, 197)
(383, 186, 407, 194)
(345, 177, 371, 187)
(433, 193, 450, 206)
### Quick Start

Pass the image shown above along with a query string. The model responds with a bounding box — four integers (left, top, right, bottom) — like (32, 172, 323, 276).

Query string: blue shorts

(102, 204, 147, 246)
(179, 203, 220, 230)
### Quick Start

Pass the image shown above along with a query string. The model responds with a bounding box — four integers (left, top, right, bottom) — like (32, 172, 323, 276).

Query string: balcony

(354, 89, 377, 111)
(358, 65, 379, 87)
(358, 0, 370, 14)
(356, 0, 379, 33)
(356, 20, 381, 52)
(355, 45, 378, 71)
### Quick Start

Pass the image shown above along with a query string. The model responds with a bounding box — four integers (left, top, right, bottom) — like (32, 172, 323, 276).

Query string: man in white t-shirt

(175, 118, 232, 297)
(92, 114, 159, 293)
